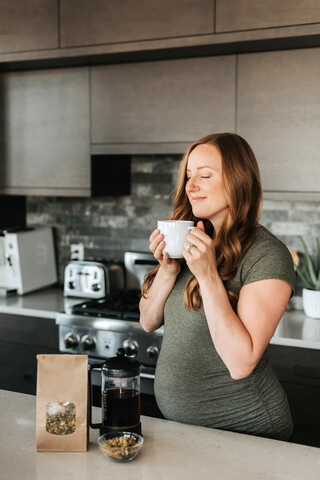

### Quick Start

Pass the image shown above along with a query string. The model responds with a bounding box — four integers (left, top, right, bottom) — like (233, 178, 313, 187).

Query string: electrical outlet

(70, 243, 85, 261)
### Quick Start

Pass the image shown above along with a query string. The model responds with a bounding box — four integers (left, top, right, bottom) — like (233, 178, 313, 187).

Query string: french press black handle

(88, 362, 105, 429)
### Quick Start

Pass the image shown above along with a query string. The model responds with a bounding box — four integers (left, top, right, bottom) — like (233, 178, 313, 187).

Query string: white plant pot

(302, 288, 320, 319)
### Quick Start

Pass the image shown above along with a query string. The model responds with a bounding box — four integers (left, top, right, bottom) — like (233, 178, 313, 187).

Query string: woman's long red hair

(141, 133, 263, 311)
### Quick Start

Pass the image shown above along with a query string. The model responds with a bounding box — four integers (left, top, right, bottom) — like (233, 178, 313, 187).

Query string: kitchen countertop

(0, 287, 319, 349)
(1, 389, 319, 480)
(0, 287, 79, 319)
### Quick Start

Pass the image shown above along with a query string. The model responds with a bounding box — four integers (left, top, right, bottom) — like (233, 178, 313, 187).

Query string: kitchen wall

(27, 153, 320, 305)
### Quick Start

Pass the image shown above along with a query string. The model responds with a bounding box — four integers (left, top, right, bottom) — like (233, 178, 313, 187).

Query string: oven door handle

(88, 362, 104, 430)
(140, 372, 155, 380)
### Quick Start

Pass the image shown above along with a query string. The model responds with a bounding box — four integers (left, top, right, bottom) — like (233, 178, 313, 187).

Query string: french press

(89, 348, 141, 435)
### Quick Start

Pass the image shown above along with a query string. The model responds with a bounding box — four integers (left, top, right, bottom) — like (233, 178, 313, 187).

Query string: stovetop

(71, 289, 141, 321)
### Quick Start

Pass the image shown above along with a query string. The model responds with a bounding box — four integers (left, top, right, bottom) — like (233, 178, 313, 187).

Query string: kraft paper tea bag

(36, 354, 88, 452)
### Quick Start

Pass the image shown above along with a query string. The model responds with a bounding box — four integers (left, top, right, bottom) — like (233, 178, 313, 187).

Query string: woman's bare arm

(139, 266, 179, 332)
(140, 229, 180, 332)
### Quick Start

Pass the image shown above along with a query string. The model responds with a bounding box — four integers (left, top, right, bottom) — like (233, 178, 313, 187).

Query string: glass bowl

(98, 431, 144, 462)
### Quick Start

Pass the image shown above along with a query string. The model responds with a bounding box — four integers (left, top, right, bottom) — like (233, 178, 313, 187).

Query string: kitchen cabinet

(268, 344, 320, 448)
(91, 56, 236, 154)
(237, 48, 320, 197)
(60, 0, 214, 48)
(216, 0, 320, 32)
(0, 0, 58, 54)
(0, 313, 59, 395)
(0, 67, 91, 196)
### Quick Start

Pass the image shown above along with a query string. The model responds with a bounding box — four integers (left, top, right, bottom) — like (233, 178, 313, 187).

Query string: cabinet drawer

(0, 313, 59, 350)
(216, 0, 320, 32)
(237, 48, 320, 194)
(0, 68, 90, 196)
(92, 56, 236, 149)
(60, 0, 214, 47)
(268, 344, 320, 384)
(0, 342, 59, 395)
(0, 0, 58, 54)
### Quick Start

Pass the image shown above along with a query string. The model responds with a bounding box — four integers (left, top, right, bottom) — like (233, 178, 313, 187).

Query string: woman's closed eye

(186, 175, 211, 180)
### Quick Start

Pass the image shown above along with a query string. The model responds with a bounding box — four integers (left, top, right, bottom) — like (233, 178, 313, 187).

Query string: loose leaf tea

(99, 434, 142, 461)
(46, 401, 76, 435)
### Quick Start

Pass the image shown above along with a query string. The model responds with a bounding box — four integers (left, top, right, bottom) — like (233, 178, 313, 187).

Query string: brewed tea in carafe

(89, 348, 141, 435)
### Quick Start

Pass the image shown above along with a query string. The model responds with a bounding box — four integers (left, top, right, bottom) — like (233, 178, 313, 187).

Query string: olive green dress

(154, 226, 295, 440)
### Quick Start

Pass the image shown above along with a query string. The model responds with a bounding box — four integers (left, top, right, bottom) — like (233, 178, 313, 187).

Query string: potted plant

(294, 236, 320, 319)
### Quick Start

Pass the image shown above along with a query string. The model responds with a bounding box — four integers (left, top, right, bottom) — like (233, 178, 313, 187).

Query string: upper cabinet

(0, 67, 90, 196)
(60, 0, 214, 47)
(91, 55, 236, 153)
(237, 48, 320, 196)
(216, 0, 320, 32)
(0, 0, 58, 54)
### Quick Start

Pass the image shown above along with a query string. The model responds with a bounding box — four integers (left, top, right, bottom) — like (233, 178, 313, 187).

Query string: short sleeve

(240, 239, 296, 295)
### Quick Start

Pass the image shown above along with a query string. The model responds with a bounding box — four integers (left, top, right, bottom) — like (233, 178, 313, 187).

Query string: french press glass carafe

(89, 348, 141, 435)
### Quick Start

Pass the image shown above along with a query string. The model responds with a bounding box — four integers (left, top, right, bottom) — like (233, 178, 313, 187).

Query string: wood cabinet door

(216, 0, 320, 32)
(91, 55, 236, 152)
(60, 0, 214, 47)
(0, 0, 58, 54)
(237, 48, 320, 193)
(0, 67, 90, 195)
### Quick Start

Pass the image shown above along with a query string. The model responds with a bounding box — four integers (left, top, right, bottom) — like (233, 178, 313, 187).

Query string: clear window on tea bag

(46, 401, 76, 435)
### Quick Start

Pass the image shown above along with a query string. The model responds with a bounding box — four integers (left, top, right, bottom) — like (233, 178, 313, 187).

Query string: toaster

(63, 260, 124, 299)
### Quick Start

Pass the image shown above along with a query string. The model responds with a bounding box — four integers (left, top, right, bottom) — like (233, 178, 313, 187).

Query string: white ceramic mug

(157, 220, 194, 258)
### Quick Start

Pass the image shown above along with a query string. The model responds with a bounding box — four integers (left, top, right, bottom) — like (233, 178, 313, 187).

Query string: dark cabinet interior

(268, 344, 320, 448)
(0, 195, 26, 229)
(0, 313, 60, 395)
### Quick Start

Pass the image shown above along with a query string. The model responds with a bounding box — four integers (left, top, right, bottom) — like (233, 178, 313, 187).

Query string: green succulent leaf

(316, 237, 320, 274)
(295, 264, 317, 290)
(299, 236, 318, 287)
(296, 236, 320, 290)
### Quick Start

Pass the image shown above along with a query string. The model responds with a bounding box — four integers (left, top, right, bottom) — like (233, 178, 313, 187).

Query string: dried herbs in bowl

(98, 432, 144, 462)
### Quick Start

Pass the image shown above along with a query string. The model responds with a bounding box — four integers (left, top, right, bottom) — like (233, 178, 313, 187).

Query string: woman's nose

(186, 177, 199, 192)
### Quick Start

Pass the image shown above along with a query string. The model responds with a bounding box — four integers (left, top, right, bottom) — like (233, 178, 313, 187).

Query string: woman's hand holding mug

(149, 228, 181, 276)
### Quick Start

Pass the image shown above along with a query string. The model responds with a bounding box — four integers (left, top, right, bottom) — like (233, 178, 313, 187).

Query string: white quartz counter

(272, 309, 320, 350)
(0, 287, 79, 319)
(0, 389, 319, 480)
(0, 287, 320, 349)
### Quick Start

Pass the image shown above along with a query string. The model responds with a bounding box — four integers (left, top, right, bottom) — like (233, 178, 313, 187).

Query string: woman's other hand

(149, 229, 181, 276)
(183, 221, 217, 281)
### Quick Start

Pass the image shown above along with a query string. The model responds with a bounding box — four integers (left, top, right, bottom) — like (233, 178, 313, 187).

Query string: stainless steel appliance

(0, 227, 57, 295)
(63, 260, 124, 299)
(56, 252, 162, 415)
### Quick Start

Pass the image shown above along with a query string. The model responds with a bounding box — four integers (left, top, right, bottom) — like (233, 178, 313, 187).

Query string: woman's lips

(191, 196, 206, 201)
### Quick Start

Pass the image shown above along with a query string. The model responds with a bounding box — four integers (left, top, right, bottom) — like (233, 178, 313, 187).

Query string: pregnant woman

(139, 132, 295, 441)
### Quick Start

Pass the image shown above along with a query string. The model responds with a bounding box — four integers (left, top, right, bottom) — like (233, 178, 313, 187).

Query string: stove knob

(122, 340, 139, 358)
(81, 334, 96, 351)
(146, 346, 159, 358)
(68, 281, 76, 290)
(64, 333, 79, 349)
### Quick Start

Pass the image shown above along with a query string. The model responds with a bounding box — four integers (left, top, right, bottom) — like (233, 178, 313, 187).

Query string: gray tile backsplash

(27, 155, 320, 306)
